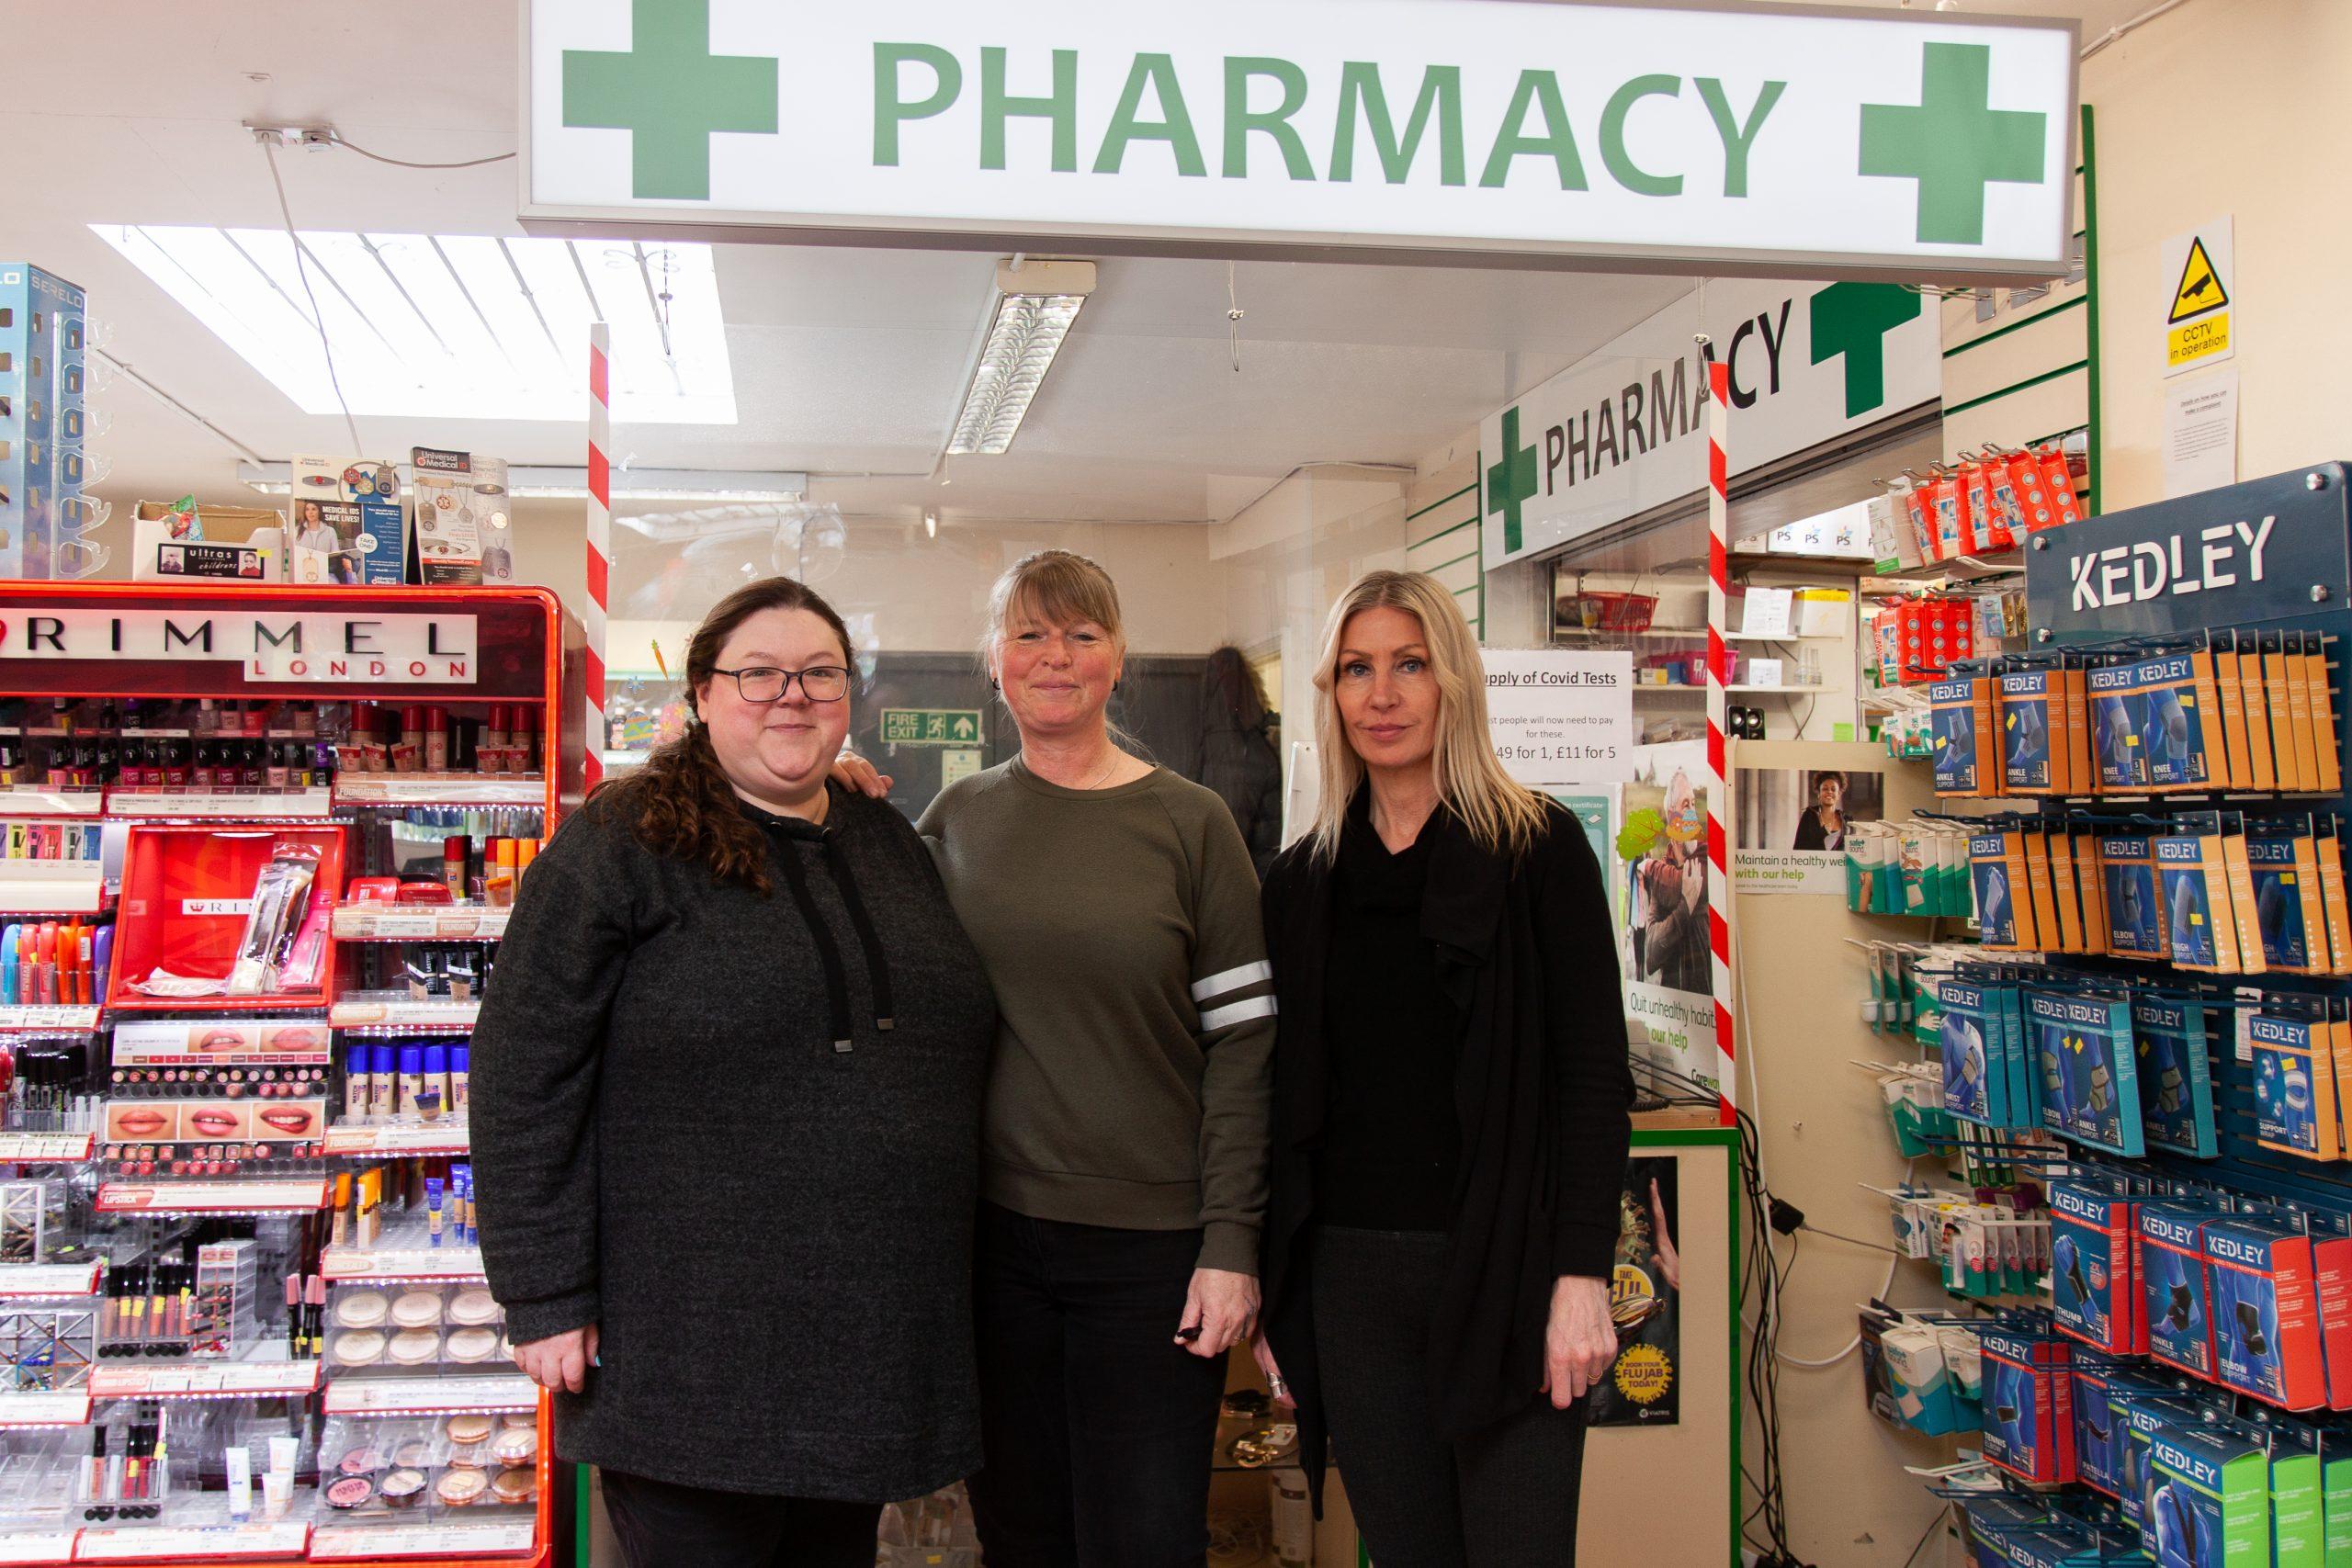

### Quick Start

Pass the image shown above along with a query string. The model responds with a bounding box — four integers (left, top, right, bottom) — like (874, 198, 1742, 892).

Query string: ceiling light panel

(92, 225, 737, 425)
(946, 292, 1084, 457)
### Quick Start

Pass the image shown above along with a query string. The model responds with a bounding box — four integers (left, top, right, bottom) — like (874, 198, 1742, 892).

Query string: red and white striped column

(1705, 356, 1737, 1125)
(583, 322, 612, 797)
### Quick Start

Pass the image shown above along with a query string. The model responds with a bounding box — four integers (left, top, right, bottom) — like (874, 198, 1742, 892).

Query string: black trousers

(1312, 1226, 1590, 1568)
(600, 1469, 881, 1568)
(966, 1201, 1228, 1568)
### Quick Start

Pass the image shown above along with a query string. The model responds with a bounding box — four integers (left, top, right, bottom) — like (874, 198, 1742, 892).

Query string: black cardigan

(1259, 793, 1634, 1507)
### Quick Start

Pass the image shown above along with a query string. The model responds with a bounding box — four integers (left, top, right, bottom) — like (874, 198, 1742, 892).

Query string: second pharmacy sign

(522, 0, 2080, 278)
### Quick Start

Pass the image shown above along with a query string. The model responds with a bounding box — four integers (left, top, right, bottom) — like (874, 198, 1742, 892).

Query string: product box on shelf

(2030, 989, 2143, 1156)
(409, 448, 513, 587)
(2202, 1216, 2330, 1411)
(2050, 1174, 2143, 1356)
(2072, 1353, 2177, 1501)
(1977, 1318, 2075, 1485)
(0, 264, 86, 582)
(129, 500, 287, 584)
(2142, 1203, 2222, 1379)
(324, 1280, 508, 1376)
(2132, 994, 2219, 1160)
(288, 454, 405, 588)
(2250, 1002, 2344, 1163)
(2144, 1419, 2271, 1566)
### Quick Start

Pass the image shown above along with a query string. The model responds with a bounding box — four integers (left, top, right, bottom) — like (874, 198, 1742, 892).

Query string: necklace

(1078, 750, 1124, 790)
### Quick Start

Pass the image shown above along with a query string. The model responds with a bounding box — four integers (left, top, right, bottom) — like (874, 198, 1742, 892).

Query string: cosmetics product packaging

(1977, 1317, 2075, 1485)
(328, 1172, 353, 1249)
(2030, 988, 2143, 1156)
(260, 1471, 288, 1521)
(225, 1444, 252, 1522)
(426, 1178, 446, 1247)
(397, 1047, 423, 1120)
(2252, 1002, 2343, 1161)
(2134, 994, 2219, 1159)
(2202, 1216, 2329, 1412)
(2146, 1419, 2271, 1566)
(424, 707, 448, 773)
(368, 1046, 395, 1123)
(2051, 1174, 2143, 1356)
(228, 843, 321, 995)
(2143, 1203, 2224, 1379)
(443, 836, 469, 903)
(280, 887, 332, 992)
(343, 1043, 371, 1122)
(418, 1045, 447, 1122)
(450, 1045, 469, 1116)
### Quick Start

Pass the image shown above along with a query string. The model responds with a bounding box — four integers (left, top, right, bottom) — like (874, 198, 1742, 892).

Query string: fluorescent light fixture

(945, 259, 1094, 457)
(236, 461, 804, 502)
(92, 226, 737, 424)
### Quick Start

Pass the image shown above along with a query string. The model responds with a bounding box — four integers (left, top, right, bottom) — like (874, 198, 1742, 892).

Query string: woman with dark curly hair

(470, 577, 996, 1567)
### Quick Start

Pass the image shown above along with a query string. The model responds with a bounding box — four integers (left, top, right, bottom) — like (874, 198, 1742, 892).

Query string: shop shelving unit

(0, 581, 578, 1568)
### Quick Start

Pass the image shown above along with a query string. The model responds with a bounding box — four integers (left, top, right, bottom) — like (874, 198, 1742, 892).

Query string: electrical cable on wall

(259, 140, 364, 455)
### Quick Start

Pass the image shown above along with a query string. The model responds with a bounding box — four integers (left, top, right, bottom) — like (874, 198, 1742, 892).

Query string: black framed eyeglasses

(710, 665, 852, 704)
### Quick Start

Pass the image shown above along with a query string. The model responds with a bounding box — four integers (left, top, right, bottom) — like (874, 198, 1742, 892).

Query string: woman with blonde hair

(1251, 569, 1633, 1566)
(908, 549, 1275, 1567)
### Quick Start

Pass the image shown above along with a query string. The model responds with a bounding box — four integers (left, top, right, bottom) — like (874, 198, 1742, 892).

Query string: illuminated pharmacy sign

(522, 0, 2079, 277)
(0, 610, 480, 684)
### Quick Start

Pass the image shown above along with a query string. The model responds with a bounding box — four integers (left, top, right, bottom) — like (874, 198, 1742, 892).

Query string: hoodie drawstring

(769, 823, 897, 1051)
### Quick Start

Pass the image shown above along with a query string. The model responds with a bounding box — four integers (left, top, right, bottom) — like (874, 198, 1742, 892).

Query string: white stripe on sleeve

(1191, 961, 1273, 1001)
(1198, 995, 1277, 1032)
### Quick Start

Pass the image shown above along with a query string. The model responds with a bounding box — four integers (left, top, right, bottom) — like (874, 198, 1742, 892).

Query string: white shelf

(322, 1122, 471, 1158)
(0, 1134, 94, 1165)
(106, 788, 332, 819)
(334, 776, 547, 807)
(0, 1260, 99, 1298)
(95, 1178, 329, 1215)
(332, 906, 509, 942)
(90, 1354, 321, 1401)
(331, 994, 481, 1031)
(322, 1240, 486, 1283)
(0, 787, 102, 817)
(321, 1372, 537, 1416)
(0, 1006, 100, 1032)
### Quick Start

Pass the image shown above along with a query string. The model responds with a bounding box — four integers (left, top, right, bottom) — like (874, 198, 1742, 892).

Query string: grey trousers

(1311, 1226, 1590, 1568)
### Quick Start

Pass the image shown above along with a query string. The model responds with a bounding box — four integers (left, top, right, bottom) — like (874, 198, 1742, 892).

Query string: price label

(74, 1520, 310, 1561)
(114, 789, 332, 821)
(0, 1132, 94, 1163)
(310, 1520, 537, 1560)
(0, 1261, 100, 1298)
(0, 1006, 100, 1032)
(373, 913, 446, 938)
(322, 1373, 537, 1415)
(322, 1125, 471, 1157)
(0, 1531, 77, 1563)
(93, 1360, 320, 1399)
(329, 998, 480, 1029)
(0, 788, 103, 817)
(0, 1390, 92, 1426)
(336, 777, 545, 807)
(321, 1244, 485, 1281)
(96, 1179, 329, 1214)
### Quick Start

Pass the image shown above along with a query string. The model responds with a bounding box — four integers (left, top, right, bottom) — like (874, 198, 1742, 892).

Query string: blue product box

(2052, 1176, 2140, 1356)
(2133, 996, 2219, 1159)
(1998, 986, 2038, 1132)
(2137, 653, 2211, 793)
(2003, 670, 2058, 794)
(1975, 832, 2021, 948)
(0, 263, 87, 581)
(2099, 834, 2168, 959)
(1942, 979, 2002, 1127)
(1932, 676, 1981, 795)
(2145, 1420, 2271, 1566)
(2090, 661, 2149, 793)
(2142, 1204, 2221, 1379)
(2031, 991, 2144, 1156)
(2252, 1008, 2343, 1162)
(2204, 1217, 2329, 1412)
(2250, 831, 2320, 973)
(2118, 1393, 2208, 1537)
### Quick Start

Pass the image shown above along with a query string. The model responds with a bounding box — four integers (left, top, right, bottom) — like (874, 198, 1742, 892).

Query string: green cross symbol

(1486, 407, 1541, 556)
(1859, 42, 2046, 245)
(562, 0, 780, 201)
(1808, 282, 1923, 418)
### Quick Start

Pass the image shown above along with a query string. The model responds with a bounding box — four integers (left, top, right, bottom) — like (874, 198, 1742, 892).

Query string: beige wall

(2086, 0, 2352, 507)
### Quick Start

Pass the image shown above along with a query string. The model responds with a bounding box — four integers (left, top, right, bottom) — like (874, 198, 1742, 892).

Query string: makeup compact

(445, 1326, 500, 1365)
(334, 1291, 389, 1331)
(491, 1469, 536, 1506)
(435, 1470, 486, 1507)
(447, 1288, 500, 1327)
(388, 1328, 441, 1366)
(490, 1427, 537, 1468)
(379, 1469, 426, 1510)
(390, 1290, 444, 1328)
(331, 1329, 387, 1367)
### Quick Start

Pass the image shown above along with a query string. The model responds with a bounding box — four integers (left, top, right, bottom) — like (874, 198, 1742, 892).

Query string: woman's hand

(1540, 1277, 1617, 1408)
(1176, 1268, 1260, 1359)
(514, 1325, 599, 1394)
(1251, 1335, 1294, 1408)
(829, 751, 893, 798)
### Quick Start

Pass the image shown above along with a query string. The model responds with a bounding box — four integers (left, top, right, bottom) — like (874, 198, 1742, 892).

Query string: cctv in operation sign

(521, 0, 2080, 278)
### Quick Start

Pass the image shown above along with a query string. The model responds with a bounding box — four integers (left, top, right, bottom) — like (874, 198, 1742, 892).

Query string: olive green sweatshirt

(918, 759, 1275, 1274)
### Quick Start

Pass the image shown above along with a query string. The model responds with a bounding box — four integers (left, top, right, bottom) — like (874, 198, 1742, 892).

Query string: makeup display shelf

(0, 582, 578, 1568)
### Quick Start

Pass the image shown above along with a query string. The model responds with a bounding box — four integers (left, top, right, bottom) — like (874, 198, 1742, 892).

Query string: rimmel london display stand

(0, 582, 581, 1568)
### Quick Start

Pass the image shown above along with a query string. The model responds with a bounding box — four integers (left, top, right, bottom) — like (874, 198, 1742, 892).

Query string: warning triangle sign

(2169, 236, 2229, 323)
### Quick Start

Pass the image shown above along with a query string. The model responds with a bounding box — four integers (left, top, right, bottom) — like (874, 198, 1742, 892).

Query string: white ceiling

(4, 0, 2147, 529)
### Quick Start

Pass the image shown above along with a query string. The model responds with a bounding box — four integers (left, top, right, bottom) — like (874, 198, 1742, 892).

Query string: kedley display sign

(0, 608, 480, 684)
(1480, 274, 1939, 567)
(2024, 462, 2352, 641)
(522, 0, 2078, 277)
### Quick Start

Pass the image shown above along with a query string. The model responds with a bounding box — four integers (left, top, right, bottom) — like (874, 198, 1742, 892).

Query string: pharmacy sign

(522, 0, 2079, 279)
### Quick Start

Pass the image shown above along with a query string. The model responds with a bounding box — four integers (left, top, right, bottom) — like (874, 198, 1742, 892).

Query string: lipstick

(306, 1274, 326, 1359)
(285, 1274, 301, 1359)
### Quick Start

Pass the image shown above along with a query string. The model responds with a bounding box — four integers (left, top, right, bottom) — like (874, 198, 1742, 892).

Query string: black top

(1258, 791, 1634, 1506)
(470, 783, 997, 1500)
(1317, 795, 1463, 1230)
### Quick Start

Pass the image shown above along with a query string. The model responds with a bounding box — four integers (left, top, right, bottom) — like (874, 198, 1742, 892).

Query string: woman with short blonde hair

(911, 548, 1276, 1567)
(1254, 569, 1633, 1566)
